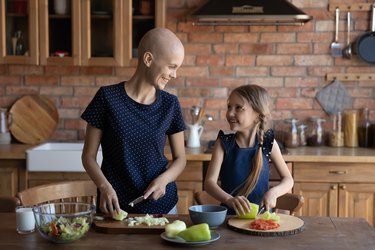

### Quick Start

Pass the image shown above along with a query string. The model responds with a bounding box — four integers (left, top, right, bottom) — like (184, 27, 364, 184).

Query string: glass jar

(344, 110, 358, 147)
(329, 111, 344, 147)
(358, 108, 371, 147)
(307, 117, 326, 146)
(284, 118, 299, 148)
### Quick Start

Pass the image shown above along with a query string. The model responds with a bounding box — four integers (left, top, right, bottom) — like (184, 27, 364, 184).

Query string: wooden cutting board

(227, 214, 304, 237)
(9, 95, 59, 144)
(93, 214, 179, 234)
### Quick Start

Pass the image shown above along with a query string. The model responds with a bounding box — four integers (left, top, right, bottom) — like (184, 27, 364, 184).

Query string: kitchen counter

(1, 213, 375, 249)
(1, 143, 374, 163)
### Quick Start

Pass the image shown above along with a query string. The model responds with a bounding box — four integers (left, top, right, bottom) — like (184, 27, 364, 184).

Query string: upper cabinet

(0, 0, 166, 66)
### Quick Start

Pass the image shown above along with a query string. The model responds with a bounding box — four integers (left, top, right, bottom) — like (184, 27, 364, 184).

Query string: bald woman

(81, 28, 186, 215)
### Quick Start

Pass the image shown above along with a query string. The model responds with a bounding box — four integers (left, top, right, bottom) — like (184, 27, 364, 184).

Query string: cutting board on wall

(9, 95, 59, 144)
(227, 214, 304, 236)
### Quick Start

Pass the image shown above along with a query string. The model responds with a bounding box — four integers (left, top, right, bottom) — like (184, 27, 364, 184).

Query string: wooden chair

(0, 195, 21, 212)
(16, 180, 97, 207)
(194, 191, 304, 215)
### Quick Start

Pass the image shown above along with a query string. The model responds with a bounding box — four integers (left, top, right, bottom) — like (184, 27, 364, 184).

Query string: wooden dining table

(1, 213, 375, 249)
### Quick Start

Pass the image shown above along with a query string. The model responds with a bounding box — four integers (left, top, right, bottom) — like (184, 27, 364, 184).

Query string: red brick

(276, 98, 313, 110)
(196, 55, 225, 66)
(186, 78, 219, 87)
(184, 44, 212, 54)
(177, 22, 214, 33)
(61, 76, 95, 86)
(52, 130, 79, 141)
(276, 44, 312, 54)
(215, 26, 249, 32)
(45, 66, 80, 75)
(226, 55, 253, 66)
(178, 66, 208, 77)
(0, 76, 22, 86)
(40, 86, 73, 96)
(256, 55, 293, 66)
(205, 98, 227, 109)
(221, 78, 248, 88)
(260, 33, 296, 43)
(0, 65, 6, 74)
(25, 75, 59, 86)
(61, 97, 93, 108)
(96, 76, 124, 86)
(178, 97, 203, 109)
(294, 55, 333, 66)
(267, 87, 298, 98)
(271, 67, 306, 76)
(115, 67, 136, 77)
(213, 44, 238, 54)
(64, 119, 86, 130)
(239, 44, 274, 54)
(224, 33, 258, 43)
(189, 33, 223, 43)
(236, 67, 268, 77)
(8, 65, 43, 75)
(297, 32, 332, 43)
(248, 77, 283, 88)
(178, 87, 211, 97)
(5, 86, 39, 95)
(80, 66, 114, 75)
(285, 77, 321, 87)
(58, 108, 81, 119)
(210, 67, 234, 77)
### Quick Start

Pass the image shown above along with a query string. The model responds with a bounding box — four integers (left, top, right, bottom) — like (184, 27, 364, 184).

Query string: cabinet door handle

(328, 170, 347, 175)
(340, 185, 346, 190)
(331, 185, 337, 190)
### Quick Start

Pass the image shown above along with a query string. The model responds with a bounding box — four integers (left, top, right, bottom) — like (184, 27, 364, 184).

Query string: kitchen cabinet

(0, 0, 166, 66)
(293, 162, 375, 226)
(0, 159, 27, 196)
(0, 0, 38, 64)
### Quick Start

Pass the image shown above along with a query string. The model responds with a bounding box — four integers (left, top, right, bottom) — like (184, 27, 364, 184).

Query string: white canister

(16, 206, 35, 234)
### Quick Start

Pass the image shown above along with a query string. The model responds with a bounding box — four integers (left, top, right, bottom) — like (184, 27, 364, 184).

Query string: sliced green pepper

(177, 223, 211, 242)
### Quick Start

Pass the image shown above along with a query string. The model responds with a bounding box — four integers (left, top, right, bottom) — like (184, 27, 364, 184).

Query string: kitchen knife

(128, 196, 144, 207)
(257, 205, 266, 215)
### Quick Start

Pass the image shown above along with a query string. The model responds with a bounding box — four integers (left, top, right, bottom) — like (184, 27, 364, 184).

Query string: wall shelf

(328, 3, 373, 12)
(326, 73, 375, 81)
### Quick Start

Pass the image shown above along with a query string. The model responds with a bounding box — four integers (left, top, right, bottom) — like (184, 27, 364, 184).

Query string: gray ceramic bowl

(189, 204, 228, 228)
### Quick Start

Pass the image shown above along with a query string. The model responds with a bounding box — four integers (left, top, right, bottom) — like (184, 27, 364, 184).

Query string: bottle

(284, 118, 299, 148)
(329, 112, 344, 147)
(358, 108, 371, 147)
(307, 117, 326, 146)
(344, 109, 358, 147)
(298, 124, 307, 146)
(15, 31, 24, 55)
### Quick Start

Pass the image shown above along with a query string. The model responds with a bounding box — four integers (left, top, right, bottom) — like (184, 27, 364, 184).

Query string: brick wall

(0, 0, 374, 143)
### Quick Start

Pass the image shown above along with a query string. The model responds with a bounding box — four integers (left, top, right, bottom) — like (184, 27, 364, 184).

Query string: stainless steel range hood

(189, 0, 313, 26)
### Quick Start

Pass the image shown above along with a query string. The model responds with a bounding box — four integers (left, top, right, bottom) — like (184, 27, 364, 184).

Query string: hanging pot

(357, 4, 375, 64)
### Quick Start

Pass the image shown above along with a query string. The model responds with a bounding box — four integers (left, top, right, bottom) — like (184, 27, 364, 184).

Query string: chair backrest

(194, 191, 304, 215)
(0, 195, 21, 212)
(16, 180, 97, 207)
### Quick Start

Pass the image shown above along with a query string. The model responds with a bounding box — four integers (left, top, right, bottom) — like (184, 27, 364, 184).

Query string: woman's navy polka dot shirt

(81, 82, 186, 214)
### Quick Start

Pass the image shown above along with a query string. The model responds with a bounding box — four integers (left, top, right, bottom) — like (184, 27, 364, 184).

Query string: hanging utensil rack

(328, 3, 373, 12)
(326, 73, 375, 81)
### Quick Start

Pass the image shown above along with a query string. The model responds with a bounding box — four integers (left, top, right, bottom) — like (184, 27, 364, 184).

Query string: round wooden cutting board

(9, 95, 59, 144)
(227, 214, 304, 237)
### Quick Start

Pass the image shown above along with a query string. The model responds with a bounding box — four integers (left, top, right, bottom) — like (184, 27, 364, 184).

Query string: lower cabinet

(293, 162, 375, 226)
(0, 159, 27, 196)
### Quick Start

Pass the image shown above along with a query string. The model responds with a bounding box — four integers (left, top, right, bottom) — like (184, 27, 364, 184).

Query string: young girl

(204, 84, 293, 215)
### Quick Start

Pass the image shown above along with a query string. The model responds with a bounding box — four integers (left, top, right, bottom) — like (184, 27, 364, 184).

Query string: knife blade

(257, 205, 266, 215)
(128, 196, 144, 207)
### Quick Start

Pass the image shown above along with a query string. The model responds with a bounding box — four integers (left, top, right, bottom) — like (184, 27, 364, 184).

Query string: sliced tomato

(50, 223, 58, 236)
(249, 219, 280, 230)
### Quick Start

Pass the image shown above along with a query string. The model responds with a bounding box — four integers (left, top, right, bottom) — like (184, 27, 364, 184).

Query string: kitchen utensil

(315, 79, 352, 114)
(342, 11, 352, 59)
(357, 4, 375, 64)
(186, 123, 203, 148)
(195, 108, 205, 125)
(331, 8, 342, 57)
(9, 95, 59, 144)
(227, 214, 304, 236)
(128, 196, 144, 207)
(190, 106, 200, 124)
(93, 214, 178, 234)
(257, 205, 266, 215)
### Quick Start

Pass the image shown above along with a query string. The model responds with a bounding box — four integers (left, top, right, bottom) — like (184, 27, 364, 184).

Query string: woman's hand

(99, 184, 120, 215)
(225, 195, 251, 216)
(143, 176, 168, 200)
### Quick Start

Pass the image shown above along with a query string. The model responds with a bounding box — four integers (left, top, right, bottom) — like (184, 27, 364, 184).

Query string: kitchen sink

(26, 142, 102, 172)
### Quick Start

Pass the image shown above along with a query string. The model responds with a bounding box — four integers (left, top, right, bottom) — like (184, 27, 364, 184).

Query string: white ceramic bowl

(33, 202, 95, 243)
(189, 204, 227, 228)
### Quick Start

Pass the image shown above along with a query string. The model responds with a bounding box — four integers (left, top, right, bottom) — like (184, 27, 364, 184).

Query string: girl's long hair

(234, 85, 271, 197)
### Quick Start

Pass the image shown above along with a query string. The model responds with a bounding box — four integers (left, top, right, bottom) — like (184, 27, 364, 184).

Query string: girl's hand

(99, 184, 120, 215)
(262, 190, 278, 211)
(226, 195, 251, 216)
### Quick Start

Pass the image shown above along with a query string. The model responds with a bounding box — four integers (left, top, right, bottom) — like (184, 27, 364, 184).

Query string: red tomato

(249, 219, 280, 230)
(50, 223, 58, 236)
